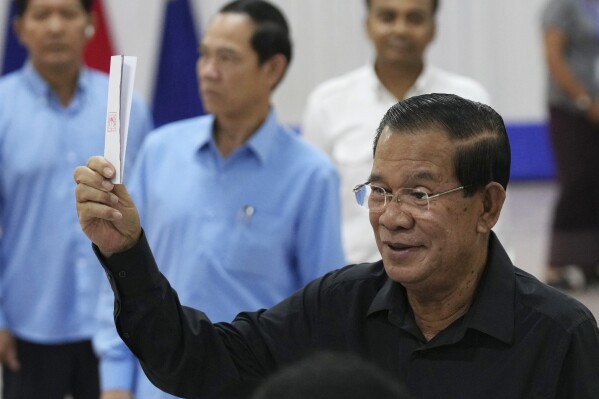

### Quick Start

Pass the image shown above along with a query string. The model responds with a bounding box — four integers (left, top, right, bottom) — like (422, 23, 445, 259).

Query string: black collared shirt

(97, 232, 599, 398)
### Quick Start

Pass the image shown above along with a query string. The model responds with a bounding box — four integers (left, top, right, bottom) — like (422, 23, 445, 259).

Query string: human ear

(476, 182, 506, 234)
(263, 53, 287, 90)
(84, 25, 95, 38)
(85, 13, 97, 41)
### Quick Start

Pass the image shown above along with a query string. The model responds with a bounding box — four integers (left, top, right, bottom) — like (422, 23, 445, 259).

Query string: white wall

(1, 0, 551, 125)
(428, 0, 550, 122)
(0, 1, 9, 60)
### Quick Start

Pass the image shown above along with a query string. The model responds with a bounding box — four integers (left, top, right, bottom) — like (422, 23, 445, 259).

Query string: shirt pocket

(225, 208, 290, 278)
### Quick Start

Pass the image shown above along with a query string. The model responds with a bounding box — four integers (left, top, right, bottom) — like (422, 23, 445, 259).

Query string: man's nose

(389, 17, 410, 36)
(378, 200, 414, 230)
(199, 59, 219, 80)
(47, 14, 66, 34)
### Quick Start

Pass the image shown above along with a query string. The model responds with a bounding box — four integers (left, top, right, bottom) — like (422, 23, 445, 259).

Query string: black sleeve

(93, 231, 333, 398)
(94, 232, 246, 397)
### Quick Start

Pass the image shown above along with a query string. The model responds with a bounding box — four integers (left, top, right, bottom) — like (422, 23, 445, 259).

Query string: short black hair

(220, 0, 292, 66)
(365, 0, 439, 15)
(14, 0, 93, 16)
(252, 352, 412, 399)
(373, 93, 511, 195)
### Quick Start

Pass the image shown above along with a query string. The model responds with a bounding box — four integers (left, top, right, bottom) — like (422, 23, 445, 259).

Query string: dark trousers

(548, 106, 599, 267)
(2, 338, 99, 399)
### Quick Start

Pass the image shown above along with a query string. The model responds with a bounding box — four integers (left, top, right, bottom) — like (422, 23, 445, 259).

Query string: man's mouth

(385, 242, 417, 251)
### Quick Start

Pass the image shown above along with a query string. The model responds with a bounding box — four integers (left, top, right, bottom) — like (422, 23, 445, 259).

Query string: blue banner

(2, 2, 27, 75)
(151, 0, 205, 127)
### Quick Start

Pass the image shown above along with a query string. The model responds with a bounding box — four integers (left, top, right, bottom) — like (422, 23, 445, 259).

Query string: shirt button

(118, 271, 127, 278)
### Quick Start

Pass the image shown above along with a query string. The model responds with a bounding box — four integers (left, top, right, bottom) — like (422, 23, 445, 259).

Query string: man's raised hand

(74, 156, 141, 257)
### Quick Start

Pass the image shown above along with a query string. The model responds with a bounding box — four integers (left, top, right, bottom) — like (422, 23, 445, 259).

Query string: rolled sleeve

(99, 355, 138, 391)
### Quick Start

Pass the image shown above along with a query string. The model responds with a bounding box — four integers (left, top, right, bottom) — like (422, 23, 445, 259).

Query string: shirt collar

(367, 232, 515, 344)
(23, 62, 48, 97)
(368, 270, 407, 316)
(370, 62, 433, 101)
(368, 64, 396, 103)
(23, 61, 89, 103)
(195, 115, 216, 150)
(244, 108, 279, 164)
(404, 63, 435, 98)
(197, 108, 279, 165)
(463, 232, 515, 344)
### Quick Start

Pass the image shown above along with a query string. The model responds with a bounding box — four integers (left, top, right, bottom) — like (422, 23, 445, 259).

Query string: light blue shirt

(0, 63, 153, 343)
(94, 111, 346, 396)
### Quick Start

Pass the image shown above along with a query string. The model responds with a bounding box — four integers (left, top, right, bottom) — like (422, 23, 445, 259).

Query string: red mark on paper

(107, 112, 118, 132)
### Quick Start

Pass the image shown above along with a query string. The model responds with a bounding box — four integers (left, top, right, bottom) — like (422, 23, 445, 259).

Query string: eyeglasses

(353, 183, 468, 213)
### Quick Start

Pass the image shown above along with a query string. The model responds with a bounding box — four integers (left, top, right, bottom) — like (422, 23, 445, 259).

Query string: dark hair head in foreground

(252, 351, 412, 399)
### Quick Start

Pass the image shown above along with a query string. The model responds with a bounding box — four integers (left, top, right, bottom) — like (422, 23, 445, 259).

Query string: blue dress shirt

(0, 63, 153, 343)
(94, 111, 346, 396)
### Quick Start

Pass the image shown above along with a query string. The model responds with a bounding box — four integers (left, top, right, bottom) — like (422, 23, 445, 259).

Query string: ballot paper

(104, 55, 137, 184)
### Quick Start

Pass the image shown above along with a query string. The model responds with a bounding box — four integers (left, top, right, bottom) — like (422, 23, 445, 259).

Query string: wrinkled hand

(0, 329, 20, 371)
(74, 156, 141, 257)
(100, 390, 134, 399)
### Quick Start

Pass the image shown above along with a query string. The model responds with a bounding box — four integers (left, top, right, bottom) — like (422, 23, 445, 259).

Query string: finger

(87, 156, 116, 179)
(74, 165, 115, 193)
(78, 201, 123, 222)
(75, 182, 119, 206)
(73, 165, 92, 185)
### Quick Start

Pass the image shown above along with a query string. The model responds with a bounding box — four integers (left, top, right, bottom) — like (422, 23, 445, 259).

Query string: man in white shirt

(303, 0, 491, 263)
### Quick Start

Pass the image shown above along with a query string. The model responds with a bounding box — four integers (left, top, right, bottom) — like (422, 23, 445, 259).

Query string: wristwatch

(575, 94, 592, 112)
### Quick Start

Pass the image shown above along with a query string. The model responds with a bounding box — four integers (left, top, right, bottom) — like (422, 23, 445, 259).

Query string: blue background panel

(507, 123, 555, 181)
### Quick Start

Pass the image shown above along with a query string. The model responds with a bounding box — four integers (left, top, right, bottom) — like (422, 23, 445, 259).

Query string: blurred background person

(0, 0, 152, 398)
(302, 0, 490, 264)
(542, 0, 599, 290)
(93, 1, 345, 398)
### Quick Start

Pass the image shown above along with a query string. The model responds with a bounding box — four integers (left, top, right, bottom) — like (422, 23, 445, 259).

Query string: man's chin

(383, 262, 420, 284)
(38, 55, 77, 70)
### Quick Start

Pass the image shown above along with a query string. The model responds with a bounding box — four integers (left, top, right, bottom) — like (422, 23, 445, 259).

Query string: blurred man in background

(303, 0, 490, 264)
(0, 0, 152, 398)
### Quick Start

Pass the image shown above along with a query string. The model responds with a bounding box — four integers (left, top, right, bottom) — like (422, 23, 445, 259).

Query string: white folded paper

(104, 55, 137, 184)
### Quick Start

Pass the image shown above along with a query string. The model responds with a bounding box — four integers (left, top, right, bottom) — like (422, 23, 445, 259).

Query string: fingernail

(102, 180, 114, 190)
(113, 211, 123, 220)
(110, 194, 119, 204)
(103, 167, 114, 177)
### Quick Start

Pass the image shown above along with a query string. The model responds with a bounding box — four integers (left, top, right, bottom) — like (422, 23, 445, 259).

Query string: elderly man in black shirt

(74, 93, 599, 398)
